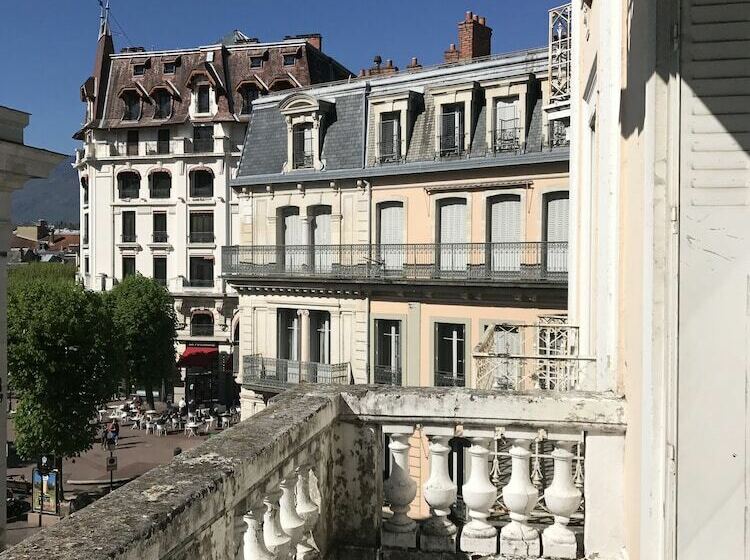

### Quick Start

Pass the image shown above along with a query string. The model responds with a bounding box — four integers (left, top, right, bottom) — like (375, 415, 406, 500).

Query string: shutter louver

(489, 195, 521, 271)
(439, 199, 467, 272)
(544, 194, 569, 273)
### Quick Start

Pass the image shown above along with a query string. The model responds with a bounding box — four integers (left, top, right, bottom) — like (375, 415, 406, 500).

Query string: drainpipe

(357, 178, 373, 383)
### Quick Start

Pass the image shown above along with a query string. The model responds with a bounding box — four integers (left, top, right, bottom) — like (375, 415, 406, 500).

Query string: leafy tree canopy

(8, 280, 117, 461)
(8, 262, 75, 293)
(108, 275, 177, 408)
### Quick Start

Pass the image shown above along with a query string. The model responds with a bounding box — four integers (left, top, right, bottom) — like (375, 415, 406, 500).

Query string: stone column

(279, 475, 306, 559)
(295, 464, 319, 559)
(500, 438, 540, 557)
(460, 435, 498, 555)
(542, 442, 582, 558)
(238, 505, 274, 560)
(263, 491, 292, 559)
(298, 310, 311, 364)
(421, 429, 458, 552)
(382, 426, 417, 548)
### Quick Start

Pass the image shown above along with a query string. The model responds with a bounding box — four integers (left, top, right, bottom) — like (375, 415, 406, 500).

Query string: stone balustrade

(0, 386, 625, 560)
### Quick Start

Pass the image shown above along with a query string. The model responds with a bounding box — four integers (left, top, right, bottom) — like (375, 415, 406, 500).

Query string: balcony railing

(293, 152, 314, 170)
(152, 231, 168, 243)
(185, 278, 214, 289)
(189, 232, 215, 244)
(435, 370, 466, 387)
(473, 319, 598, 391)
(145, 140, 177, 155)
(243, 355, 350, 390)
(438, 132, 467, 158)
(373, 365, 402, 385)
(0, 386, 626, 560)
(546, 120, 571, 149)
(377, 141, 402, 164)
(190, 323, 214, 337)
(494, 120, 522, 153)
(223, 242, 568, 284)
(120, 233, 136, 243)
(185, 138, 215, 154)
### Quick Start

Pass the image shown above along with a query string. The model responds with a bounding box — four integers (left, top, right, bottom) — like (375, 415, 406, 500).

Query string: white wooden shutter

(312, 208, 332, 272)
(495, 98, 518, 129)
(379, 203, 404, 270)
(677, 2, 750, 559)
(439, 199, 467, 271)
(283, 209, 303, 269)
(489, 196, 521, 271)
(545, 194, 569, 273)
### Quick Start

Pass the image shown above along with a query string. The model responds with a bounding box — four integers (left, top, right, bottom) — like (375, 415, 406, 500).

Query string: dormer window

(293, 123, 314, 169)
(196, 84, 211, 114)
(440, 104, 464, 157)
(122, 91, 141, 121)
(133, 64, 146, 76)
(494, 97, 520, 153)
(279, 93, 331, 172)
(283, 54, 296, 66)
(239, 85, 260, 115)
(153, 90, 172, 119)
(163, 62, 176, 74)
(379, 112, 401, 163)
(250, 56, 263, 68)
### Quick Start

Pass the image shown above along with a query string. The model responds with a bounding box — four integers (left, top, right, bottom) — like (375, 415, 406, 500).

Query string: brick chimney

(362, 55, 399, 77)
(444, 11, 492, 63)
(284, 33, 322, 51)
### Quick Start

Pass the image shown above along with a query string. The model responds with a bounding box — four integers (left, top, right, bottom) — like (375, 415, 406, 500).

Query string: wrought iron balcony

(152, 231, 169, 243)
(438, 132, 468, 158)
(189, 232, 215, 244)
(185, 138, 215, 154)
(546, 120, 571, 149)
(242, 355, 350, 391)
(434, 370, 466, 387)
(377, 141, 402, 164)
(184, 278, 214, 289)
(222, 242, 568, 285)
(373, 365, 402, 385)
(145, 140, 177, 156)
(494, 120, 522, 153)
(473, 319, 598, 391)
(190, 323, 215, 337)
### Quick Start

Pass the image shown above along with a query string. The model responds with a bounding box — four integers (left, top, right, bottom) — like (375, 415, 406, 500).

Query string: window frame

(196, 83, 211, 114)
(432, 320, 469, 387)
(149, 171, 171, 199)
(152, 212, 168, 243)
(292, 123, 315, 169)
(121, 211, 136, 243)
(133, 64, 146, 77)
(163, 62, 176, 74)
(117, 172, 140, 200)
(122, 91, 141, 121)
(153, 89, 173, 120)
(189, 211, 215, 244)
(283, 53, 296, 66)
(189, 169, 214, 198)
(188, 256, 214, 288)
(122, 256, 136, 279)
(153, 256, 167, 286)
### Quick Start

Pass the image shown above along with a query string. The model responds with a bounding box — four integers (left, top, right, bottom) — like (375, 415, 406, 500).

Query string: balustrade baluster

(382, 426, 417, 548)
(542, 442, 582, 559)
(279, 474, 306, 558)
(295, 464, 319, 559)
(263, 491, 292, 559)
(460, 434, 498, 555)
(500, 438, 540, 557)
(238, 505, 274, 560)
(421, 430, 458, 552)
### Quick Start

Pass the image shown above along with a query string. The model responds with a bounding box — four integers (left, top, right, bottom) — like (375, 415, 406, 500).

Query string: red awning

(176, 345, 218, 368)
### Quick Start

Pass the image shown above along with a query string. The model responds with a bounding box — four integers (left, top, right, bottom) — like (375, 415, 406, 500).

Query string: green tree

(8, 262, 75, 293)
(8, 280, 118, 492)
(109, 275, 177, 409)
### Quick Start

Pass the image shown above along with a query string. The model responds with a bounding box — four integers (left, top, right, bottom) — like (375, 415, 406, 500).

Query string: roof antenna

(98, 0, 111, 39)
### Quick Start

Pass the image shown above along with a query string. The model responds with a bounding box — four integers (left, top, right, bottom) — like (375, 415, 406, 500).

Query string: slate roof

(234, 48, 569, 188)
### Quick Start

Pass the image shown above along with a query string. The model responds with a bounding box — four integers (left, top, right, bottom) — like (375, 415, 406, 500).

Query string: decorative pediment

(278, 93, 333, 117)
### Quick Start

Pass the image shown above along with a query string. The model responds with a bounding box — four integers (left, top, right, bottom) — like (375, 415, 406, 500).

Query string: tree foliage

(8, 280, 117, 461)
(8, 262, 75, 293)
(108, 275, 177, 408)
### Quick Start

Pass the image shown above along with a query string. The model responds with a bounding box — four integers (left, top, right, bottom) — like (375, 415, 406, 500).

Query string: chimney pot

(386, 59, 393, 68)
(465, 11, 473, 22)
(473, 14, 479, 22)
(478, 16, 486, 25)
(374, 55, 382, 67)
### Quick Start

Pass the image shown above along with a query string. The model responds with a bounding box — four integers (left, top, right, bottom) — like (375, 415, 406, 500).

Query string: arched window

(149, 171, 171, 199)
(239, 84, 260, 115)
(122, 91, 141, 121)
(190, 312, 214, 337)
(117, 171, 140, 199)
(189, 169, 214, 198)
(153, 89, 172, 119)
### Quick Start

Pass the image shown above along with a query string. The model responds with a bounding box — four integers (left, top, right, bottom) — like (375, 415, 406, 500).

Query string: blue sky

(1, 1, 562, 155)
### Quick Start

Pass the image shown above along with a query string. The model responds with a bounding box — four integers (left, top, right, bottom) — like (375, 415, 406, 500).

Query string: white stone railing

(1, 386, 625, 560)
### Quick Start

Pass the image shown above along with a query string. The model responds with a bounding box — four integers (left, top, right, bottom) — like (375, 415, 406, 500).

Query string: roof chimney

(445, 13, 492, 63)
(407, 57, 422, 70)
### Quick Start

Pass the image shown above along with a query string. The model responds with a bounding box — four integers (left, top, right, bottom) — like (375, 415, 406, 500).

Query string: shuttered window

(544, 192, 569, 273)
(122, 211, 136, 242)
(379, 112, 401, 162)
(495, 97, 519, 151)
(439, 198, 467, 271)
(488, 195, 521, 271)
(378, 202, 404, 271)
(440, 104, 464, 156)
(311, 206, 332, 272)
(281, 207, 304, 270)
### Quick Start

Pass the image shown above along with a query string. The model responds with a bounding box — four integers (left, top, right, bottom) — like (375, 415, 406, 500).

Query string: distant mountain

(11, 156, 80, 226)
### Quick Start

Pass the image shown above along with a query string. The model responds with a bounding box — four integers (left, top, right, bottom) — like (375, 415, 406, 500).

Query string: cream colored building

(225, 17, 575, 417)
(0, 106, 65, 549)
